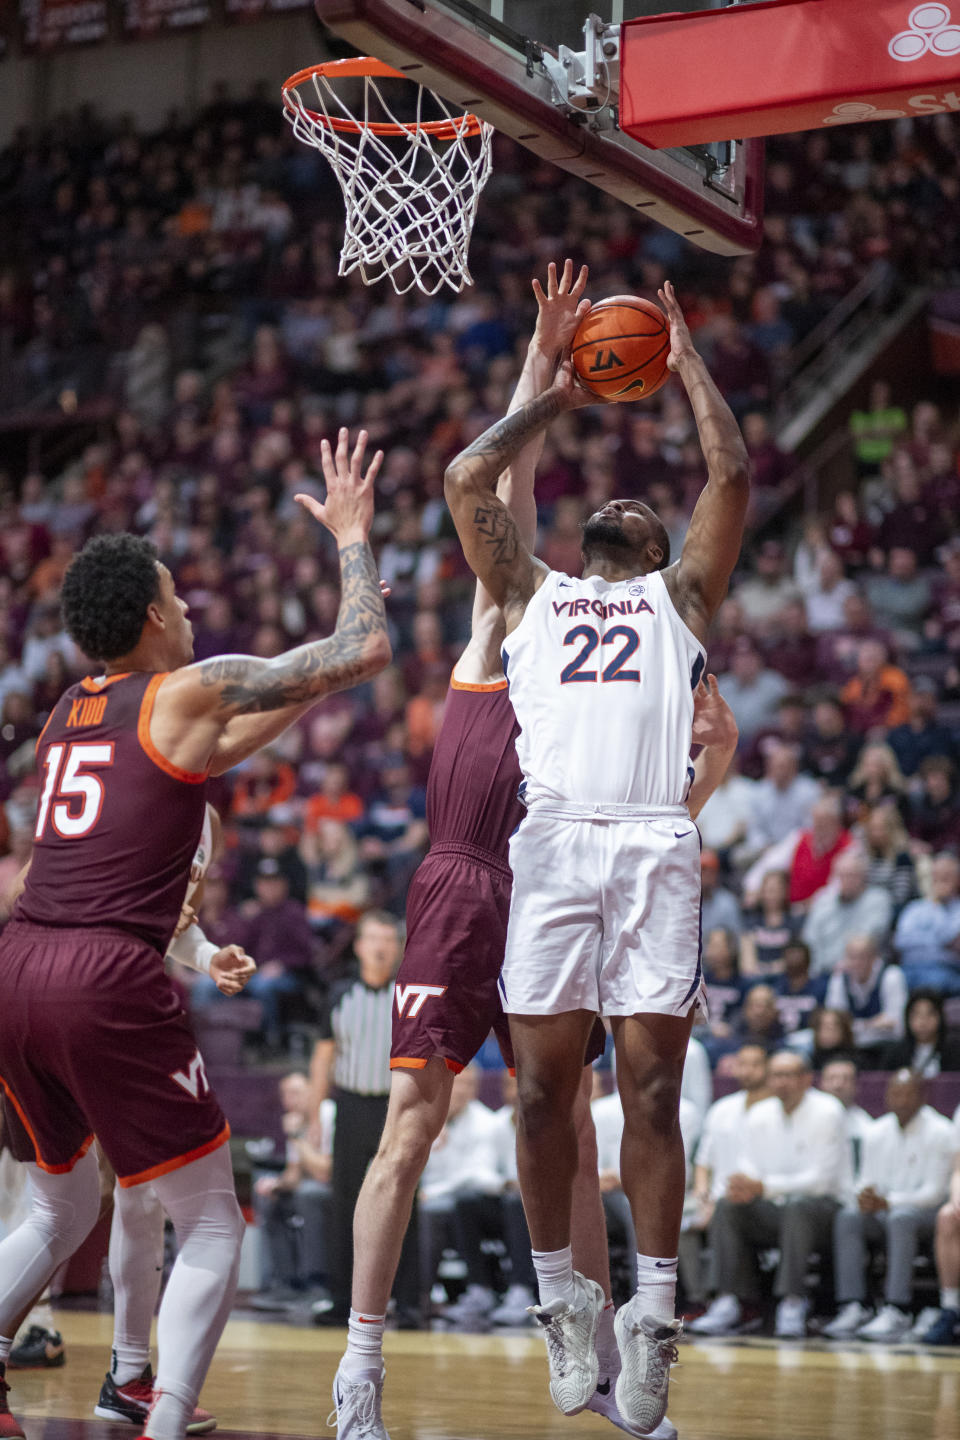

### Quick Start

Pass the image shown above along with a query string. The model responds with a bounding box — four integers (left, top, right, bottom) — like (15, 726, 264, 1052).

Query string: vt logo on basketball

(589, 348, 624, 373)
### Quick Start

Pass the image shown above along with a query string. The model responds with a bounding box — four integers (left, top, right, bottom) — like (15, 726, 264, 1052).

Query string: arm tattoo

(455, 389, 565, 481)
(473, 504, 519, 565)
(199, 542, 388, 714)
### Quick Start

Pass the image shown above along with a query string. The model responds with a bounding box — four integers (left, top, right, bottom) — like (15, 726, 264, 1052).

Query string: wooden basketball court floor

(9, 1311, 960, 1440)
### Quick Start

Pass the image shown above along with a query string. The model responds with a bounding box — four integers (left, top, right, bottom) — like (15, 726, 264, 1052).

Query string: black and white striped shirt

(319, 975, 394, 1096)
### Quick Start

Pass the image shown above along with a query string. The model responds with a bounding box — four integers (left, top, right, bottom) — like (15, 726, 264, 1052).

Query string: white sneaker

(443, 1283, 496, 1324)
(530, 1271, 604, 1415)
(330, 1364, 389, 1440)
(687, 1293, 741, 1336)
(857, 1304, 911, 1343)
(774, 1296, 809, 1339)
(908, 1307, 942, 1342)
(614, 1300, 682, 1436)
(587, 1381, 678, 1440)
(489, 1284, 536, 1327)
(822, 1302, 872, 1339)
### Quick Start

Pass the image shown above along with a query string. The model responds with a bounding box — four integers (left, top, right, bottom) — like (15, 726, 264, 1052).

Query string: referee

(309, 910, 420, 1324)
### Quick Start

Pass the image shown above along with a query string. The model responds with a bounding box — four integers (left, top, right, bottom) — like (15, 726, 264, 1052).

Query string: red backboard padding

(621, 0, 960, 149)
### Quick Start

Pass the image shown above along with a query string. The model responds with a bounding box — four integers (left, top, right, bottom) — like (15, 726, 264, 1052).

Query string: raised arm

(659, 283, 750, 643)
(445, 362, 591, 631)
(150, 430, 392, 776)
(461, 261, 589, 675)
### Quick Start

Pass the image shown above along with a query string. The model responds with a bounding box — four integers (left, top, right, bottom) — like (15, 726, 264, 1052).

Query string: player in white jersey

(444, 282, 750, 1435)
(95, 803, 255, 1434)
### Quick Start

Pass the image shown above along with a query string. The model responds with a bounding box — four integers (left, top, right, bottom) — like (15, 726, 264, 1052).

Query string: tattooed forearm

(448, 389, 566, 494)
(473, 504, 520, 565)
(199, 542, 389, 714)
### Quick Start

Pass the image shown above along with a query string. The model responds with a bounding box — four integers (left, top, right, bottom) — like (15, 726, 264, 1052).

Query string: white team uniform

(500, 567, 706, 1018)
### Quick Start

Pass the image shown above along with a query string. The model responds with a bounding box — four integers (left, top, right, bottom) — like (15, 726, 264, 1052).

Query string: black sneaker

(8, 1327, 65, 1370)
(95, 1366, 217, 1434)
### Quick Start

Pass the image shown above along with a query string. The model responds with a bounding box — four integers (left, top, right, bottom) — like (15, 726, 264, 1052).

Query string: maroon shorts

(390, 844, 605, 1075)
(0, 921, 229, 1187)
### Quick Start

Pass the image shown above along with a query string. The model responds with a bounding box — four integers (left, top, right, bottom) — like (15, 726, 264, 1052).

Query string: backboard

(311, 0, 765, 256)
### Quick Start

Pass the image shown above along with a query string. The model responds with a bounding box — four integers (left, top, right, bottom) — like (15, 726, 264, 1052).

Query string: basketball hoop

(282, 58, 494, 296)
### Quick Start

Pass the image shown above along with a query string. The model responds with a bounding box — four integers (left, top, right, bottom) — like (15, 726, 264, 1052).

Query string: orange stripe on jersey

(450, 675, 508, 693)
(0, 1074, 95, 1174)
(34, 708, 57, 756)
(80, 672, 132, 692)
(137, 673, 207, 784)
(115, 1122, 231, 1188)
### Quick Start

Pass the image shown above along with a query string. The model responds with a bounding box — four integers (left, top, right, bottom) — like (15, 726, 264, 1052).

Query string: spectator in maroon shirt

(908, 756, 960, 852)
(193, 860, 316, 1051)
(742, 693, 809, 781)
(802, 696, 860, 787)
(743, 411, 791, 490)
(877, 452, 943, 564)
(816, 591, 893, 685)
(704, 315, 771, 419)
(826, 490, 877, 574)
(767, 599, 820, 688)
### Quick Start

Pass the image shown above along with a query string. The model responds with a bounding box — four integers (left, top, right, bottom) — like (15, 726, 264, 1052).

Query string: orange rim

(282, 57, 486, 140)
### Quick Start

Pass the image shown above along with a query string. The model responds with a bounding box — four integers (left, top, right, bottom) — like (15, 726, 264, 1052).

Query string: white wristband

(167, 923, 219, 975)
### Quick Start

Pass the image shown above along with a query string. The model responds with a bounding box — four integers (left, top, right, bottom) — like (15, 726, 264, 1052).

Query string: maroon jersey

(16, 671, 207, 952)
(426, 679, 523, 861)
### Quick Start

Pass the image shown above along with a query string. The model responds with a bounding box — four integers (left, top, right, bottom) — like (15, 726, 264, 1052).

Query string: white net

(283, 61, 495, 296)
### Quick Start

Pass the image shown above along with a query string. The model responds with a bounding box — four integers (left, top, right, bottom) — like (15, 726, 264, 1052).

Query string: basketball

(571, 295, 670, 402)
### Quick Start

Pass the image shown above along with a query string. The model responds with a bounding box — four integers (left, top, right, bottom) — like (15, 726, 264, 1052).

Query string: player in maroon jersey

(0, 430, 390, 1440)
(324, 264, 740, 1440)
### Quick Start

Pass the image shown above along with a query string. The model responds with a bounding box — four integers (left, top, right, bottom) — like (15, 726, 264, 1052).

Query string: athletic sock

(532, 1246, 576, 1308)
(941, 1287, 960, 1310)
(111, 1342, 151, 1387)
(341, 1310, 386, 1383)
(634, 1254, 678, 1323)
(0, 1336, 12, 1365)
(144, 1384, 192, 1440)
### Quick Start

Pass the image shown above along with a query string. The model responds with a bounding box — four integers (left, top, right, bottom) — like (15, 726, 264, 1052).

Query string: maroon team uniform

(391, 677, 604, 1073)
(0, 671, 230, 1186)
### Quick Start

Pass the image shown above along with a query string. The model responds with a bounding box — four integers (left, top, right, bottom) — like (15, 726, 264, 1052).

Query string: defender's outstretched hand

(658, 280, 698, 373)
(295, 428, 383, 544)
(531, 259, 591, 357)
(691, 673, 738, 749)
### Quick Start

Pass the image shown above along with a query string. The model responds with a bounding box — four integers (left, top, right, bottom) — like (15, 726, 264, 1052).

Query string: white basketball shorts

(500, 801, 706, 1019)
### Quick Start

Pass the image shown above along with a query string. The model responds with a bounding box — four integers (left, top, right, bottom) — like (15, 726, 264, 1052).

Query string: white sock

(596, 1301, 618, 1374)
(634, 1253, 677, 1323)
(341, 1309, 386, 1382)
(112, 1343, 150, 1387)
(0, 1335, 12, 1365)
(532, 1245, 576, 1308)
(110, 1182, 165, 1384)
(145, 1384, 193, 1440)
(942, 1287, 960, 1310)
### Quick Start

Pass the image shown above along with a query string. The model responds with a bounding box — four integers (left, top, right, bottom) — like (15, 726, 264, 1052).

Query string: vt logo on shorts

(170, 1050, 210, 1099)
(395, 982, 447, 1018)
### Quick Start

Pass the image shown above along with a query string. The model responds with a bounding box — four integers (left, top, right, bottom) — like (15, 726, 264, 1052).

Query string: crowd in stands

(251, 1045, 960, 1345)
(1, 93, 960, 1040)
(2, 75, 960, 1345)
